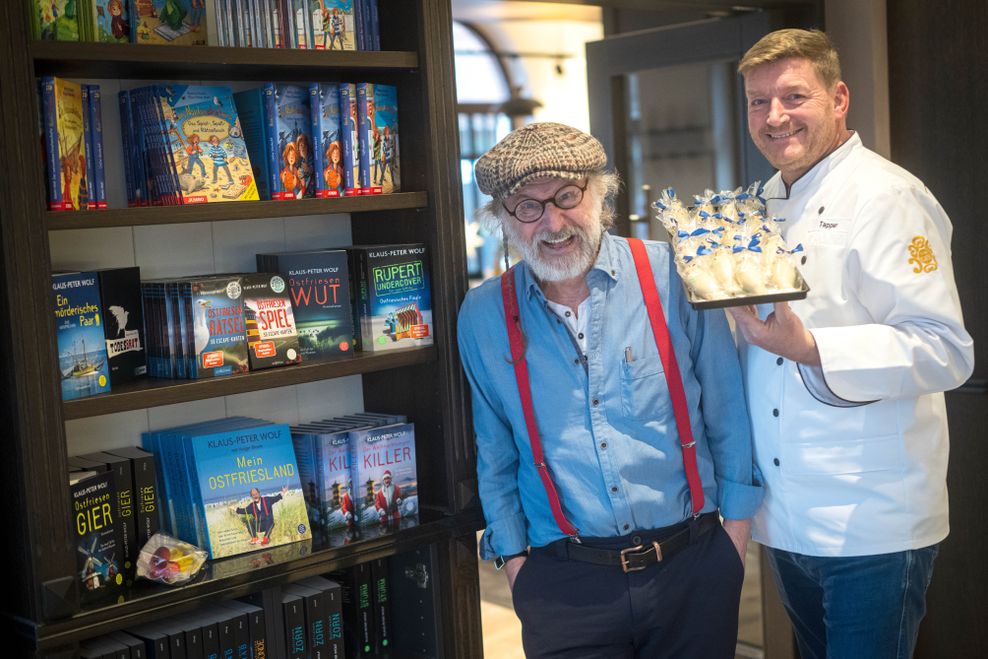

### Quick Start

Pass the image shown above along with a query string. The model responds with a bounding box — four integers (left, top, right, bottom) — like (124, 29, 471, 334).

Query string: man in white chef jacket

(730, 28, 975, 659)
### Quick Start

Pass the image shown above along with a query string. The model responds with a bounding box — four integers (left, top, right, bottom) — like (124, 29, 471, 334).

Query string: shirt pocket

(620, 354, 672, 421)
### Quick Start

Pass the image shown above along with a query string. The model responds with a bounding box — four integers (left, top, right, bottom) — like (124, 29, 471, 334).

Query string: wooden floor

(479, 536, 766, 658)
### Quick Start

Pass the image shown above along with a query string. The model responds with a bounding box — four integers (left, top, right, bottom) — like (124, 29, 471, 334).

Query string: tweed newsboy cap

(474, 122, 608, 199)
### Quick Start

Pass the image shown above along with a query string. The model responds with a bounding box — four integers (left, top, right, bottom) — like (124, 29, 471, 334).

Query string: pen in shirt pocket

(624, 347, 634, 363)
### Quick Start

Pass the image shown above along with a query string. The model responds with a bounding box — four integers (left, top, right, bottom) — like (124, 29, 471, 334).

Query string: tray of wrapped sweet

(653, 183, 809, 309)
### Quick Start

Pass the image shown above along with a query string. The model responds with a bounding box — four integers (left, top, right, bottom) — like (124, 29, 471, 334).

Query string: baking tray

(686, 273, 810, 310)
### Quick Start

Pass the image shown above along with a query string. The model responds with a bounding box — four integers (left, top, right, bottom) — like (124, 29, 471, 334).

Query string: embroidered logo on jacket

(908, 236, 938, 273)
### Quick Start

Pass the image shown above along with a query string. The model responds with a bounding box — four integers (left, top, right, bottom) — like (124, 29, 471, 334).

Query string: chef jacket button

(772, 408, 780, 417)
(818, 206, 825, 214)
(773, 458, 780, 466)
(776, 357, 784, 366)
(802, 255, 808, 265)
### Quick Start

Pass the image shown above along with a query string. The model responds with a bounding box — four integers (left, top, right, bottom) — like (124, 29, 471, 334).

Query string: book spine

(356, 83, 371, 194)
(40, 77, 63, 210)
(88, 85, 107, 209)
(283, 594, 307, 659)
(80, 84, 96, 210)
(309, 84, 325, 198)
(371, 558, 392, 654)
(263, 83, 281, 199)
(368, 0, 380, 50)
(339, 84, 358, 196)
(353, 0, 365, 51)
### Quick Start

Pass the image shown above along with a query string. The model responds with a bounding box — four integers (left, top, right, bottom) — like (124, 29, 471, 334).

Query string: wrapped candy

(136, 532, 208, 585)
(652, 182, 808, 306)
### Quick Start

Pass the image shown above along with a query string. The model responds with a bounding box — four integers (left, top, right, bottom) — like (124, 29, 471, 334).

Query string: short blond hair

(738, 29, 842, 89)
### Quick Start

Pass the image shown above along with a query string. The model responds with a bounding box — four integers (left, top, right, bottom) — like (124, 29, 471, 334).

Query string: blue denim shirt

(457, 234, 763, 559)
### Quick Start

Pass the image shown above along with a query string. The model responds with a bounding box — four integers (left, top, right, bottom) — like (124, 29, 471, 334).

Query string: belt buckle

(619, 541, 663, 573)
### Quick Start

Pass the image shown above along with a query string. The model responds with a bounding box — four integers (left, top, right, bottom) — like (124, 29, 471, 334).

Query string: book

(131, 0, 207, 46)
(52, 271, 112, 400)
(233, 85, 277, 201)
(241, 272, 303, 370)
(348, 244, 432, 352)
(157, 84, 259, 204)
(309, 83, 345, 198)
(86, 84, 108, 209)
(356, 82, 399, 195)
(80, 84, 94, 210)
(370, 557, 392, 655)
(104, 446, 161, 547)
(107, 631, 148, 659)
(93, 0, 131, 42)
(284, 582, 330, 659)
(255, 249, 354, 360)
(41, 77, 87, 211)
(127, 623, 171, 659)
(330, 562, 374, 658)
(338, 83, 360, 196)
(312, 0, 355, 51)
(225, 599, 267, 659)
(298, 576, 345, 658)
(290, 426, 351, 531)
(97, 266, 147, 385)
(348, 423, 417, 530)
(282, 589, 307, 659)
(78, 451, 138, 585)
(271, 84, 315, 199)
(70, 470, 124, 604)
(187, 274, 250, 379)
(31, 0, 81, 40)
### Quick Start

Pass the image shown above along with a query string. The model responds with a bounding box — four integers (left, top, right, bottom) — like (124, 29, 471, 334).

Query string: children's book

(255, 249, 354, 360)
(240, 272, 303, 370)
(271, 84, 315, 200)
(131, 0, 207, 46)
(311, 0, 355, 51)
(356, 82, 400, 195)
(348, 244, 432, 352)
(31, 0, 81, 41)
(309, 83, 344, 198)
(233, 85, 277, 200)
(159, 84, 259, 203)
(338, 83, 360, 196)
(86, 84, 108, 209)
(41, 77, 87, 211)
(52, 271, 112, 400)
(92, 0, 131, 43)
(348, 422, 417, 529)
(80, 85, 94, 210)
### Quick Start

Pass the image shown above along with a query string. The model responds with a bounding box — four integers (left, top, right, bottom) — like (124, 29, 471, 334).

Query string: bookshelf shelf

(24, 509, 483, 652)
(62, 346, 436, 419)
(46, 192, 429, 230)
(31, 42, 420, 81)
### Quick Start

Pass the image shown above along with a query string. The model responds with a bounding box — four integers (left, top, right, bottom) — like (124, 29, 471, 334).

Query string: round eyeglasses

(503, 180, 588, 223)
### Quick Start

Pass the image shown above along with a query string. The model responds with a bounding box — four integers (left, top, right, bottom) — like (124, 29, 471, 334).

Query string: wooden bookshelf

(0, 1, 482, 656)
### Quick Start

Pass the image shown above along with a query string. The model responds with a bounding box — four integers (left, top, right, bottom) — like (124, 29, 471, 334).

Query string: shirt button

(574, 358, 580, 365)
(599, 442, 607, 449)
(772, 409, 780, 417)
(565, 311, 571, 317)
(776, 357, 784, 366)
(773, 458, 780, 466)
(592, 399, 600, 407)
(623, 523, 630, 531)
(578, 332, 584, 339)
(610, 486, 618, 493)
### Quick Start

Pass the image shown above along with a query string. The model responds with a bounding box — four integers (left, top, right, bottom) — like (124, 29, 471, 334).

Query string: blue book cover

(40, 77, 63, 211)
(355, 83, 375, 194)
(270, 84, 315, 200)
(357, 82, 399, 194)
(349, 244, 432, 352)
(338, 83, 360, 195)
(52, 271, 112, 400)
(309, 83, 344, 198)
(187, 422, 312, 559)
(256, 249, 354, 360)
(80, 85, 95, 210)
(348, 423, 417, 529)
(87, 85, 108, 209)
(366, 0, 379, 50)
(233, 87, 274, 201)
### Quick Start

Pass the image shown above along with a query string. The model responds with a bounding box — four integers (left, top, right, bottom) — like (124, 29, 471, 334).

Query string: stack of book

(40, 77, 107, 211)
(30, 1, 207, 45)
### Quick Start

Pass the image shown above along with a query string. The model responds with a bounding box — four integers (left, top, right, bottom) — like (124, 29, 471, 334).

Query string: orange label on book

(411, 324, 430, 339)
(253, 341, 277, 358)
(201, 351, 225, 368)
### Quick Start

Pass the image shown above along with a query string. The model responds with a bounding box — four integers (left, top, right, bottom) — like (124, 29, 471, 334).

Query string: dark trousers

(512, 522, 744, 658)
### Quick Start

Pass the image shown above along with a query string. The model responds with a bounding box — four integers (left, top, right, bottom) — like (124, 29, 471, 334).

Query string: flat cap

(474, 122, 608, 199)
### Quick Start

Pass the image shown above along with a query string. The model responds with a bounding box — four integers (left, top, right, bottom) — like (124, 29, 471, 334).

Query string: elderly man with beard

(457, 122, 763, 659)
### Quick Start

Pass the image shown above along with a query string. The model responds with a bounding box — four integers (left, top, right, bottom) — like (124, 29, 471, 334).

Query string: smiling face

(502, 177, 604, 284)
(744, 57, 849, 185)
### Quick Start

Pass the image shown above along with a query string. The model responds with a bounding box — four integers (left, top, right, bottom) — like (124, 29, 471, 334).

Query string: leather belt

(537, 512, 720, 573)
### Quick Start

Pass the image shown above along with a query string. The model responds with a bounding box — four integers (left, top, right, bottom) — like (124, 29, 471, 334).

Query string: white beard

(504, 211, 604, 283)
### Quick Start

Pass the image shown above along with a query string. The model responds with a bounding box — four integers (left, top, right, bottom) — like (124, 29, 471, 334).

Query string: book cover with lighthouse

(52, 271, 112, 400)
(348, 423, 417, 529)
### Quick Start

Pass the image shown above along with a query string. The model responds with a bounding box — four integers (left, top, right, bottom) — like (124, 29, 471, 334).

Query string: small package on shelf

(136, 532, 207, 585)
(653, 183, 809, 309)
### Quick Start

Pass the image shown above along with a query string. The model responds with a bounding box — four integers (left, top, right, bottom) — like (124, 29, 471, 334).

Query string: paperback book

(70, 470, 125, 603)
(131, 0, 207, 46)
(256, 249, 354, 360)
(40, 77, 87, 211)
(312, 0, 356, 51)
(356, 82, 400, 195)
(241, 272, 303, 370)
(309, 83, 344, 198)
(31, 0, 81, 41)
(338, 83, 360, 196)
(349, 422, 418, 529)
(97, 266, 147, 385)
(52, 271, 111, 400)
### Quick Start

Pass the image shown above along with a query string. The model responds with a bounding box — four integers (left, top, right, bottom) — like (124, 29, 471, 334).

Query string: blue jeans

(766, 545, 939, 659)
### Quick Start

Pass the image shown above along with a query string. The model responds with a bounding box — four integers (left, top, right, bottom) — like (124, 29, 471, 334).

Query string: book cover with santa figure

(348, 423, 417, 530)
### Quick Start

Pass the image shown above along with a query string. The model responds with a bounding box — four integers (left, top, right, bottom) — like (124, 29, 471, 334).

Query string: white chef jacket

(739, 133, 975, 557)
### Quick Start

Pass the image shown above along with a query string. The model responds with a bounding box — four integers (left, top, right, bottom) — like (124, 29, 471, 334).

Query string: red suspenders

(499, 237, 704, 539)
